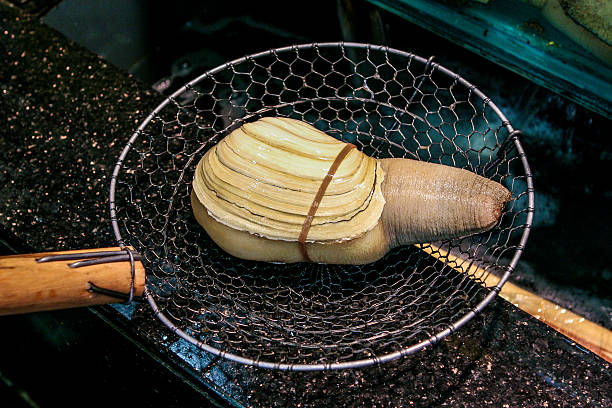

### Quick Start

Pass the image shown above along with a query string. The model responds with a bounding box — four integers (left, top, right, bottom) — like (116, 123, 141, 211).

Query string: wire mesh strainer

(110, 42, 534, 370)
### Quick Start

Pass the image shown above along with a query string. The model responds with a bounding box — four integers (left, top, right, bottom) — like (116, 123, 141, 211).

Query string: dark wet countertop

(1, 4, 611, 407)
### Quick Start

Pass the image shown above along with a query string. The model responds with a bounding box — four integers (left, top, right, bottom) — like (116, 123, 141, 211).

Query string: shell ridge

(226, 125, 364, 180)
(239, 123, 340, 160)
(201, 156, 371, 225)
(200, 158, 384, 240)
(217, 139, 368, 192)
(258, 117, 345, 145)
(193, 118, 387, 243)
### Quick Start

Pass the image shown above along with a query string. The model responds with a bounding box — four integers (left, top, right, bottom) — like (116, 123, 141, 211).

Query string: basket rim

(109, 41, 535, 371)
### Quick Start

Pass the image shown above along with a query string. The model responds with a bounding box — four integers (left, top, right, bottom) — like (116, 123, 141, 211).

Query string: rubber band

(298, 143, 356, 262)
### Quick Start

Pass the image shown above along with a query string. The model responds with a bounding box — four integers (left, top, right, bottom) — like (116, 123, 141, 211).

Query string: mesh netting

(110, 43, 533, 370)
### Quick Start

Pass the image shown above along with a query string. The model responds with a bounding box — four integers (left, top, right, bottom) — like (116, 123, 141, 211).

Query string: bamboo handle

(0, 247, 145, 316)
(419, 244, 612, 364)
(497, 285, 612, 363)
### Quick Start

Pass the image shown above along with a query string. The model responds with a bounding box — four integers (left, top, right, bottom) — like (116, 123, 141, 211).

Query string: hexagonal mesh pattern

(111, 43, 533, 370)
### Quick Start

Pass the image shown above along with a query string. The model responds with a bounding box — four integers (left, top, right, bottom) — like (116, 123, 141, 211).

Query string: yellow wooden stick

(418, 244, 612, 363)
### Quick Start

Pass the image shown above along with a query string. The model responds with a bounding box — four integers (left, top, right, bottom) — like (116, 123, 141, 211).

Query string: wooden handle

(0, 247, 145, 315)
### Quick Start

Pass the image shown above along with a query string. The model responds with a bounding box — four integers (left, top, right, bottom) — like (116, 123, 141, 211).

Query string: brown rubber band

(298, 143, 356, 262)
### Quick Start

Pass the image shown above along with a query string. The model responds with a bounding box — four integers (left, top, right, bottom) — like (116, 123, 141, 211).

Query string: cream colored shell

(192, 117, 386, 243)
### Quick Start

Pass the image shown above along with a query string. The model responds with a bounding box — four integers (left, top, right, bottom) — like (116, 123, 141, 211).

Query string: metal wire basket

(110, 42, 534, 370)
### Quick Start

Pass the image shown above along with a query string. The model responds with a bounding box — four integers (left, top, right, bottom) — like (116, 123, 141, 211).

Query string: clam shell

(192, 117, 386, 242)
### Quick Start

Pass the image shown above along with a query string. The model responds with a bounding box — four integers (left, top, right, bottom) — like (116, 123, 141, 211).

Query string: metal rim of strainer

(109, 42, 535, 371)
